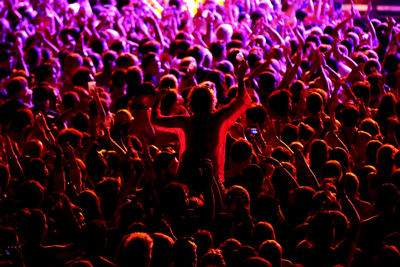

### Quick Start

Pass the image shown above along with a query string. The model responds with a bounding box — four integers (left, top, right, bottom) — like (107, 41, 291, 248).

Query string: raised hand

(60, 142, 75, 160)
(203, 10, 215, 24)
(234, 54, 248, 80)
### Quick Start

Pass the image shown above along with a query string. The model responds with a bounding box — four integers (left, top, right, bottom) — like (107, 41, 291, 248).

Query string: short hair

(258, 240, 282, 267)
(141, 52, 158, 69)
(187, 45, 206, 65)
(159, 74, 178, 90)
(340, 105, 359, 127)
(72, 67, 93, 87)
(8, 108, 34, 134)
(171, 238, 197, 267)
(102, 50, 118, 65)
(267, 89, 292, 117)
(26, 46, 41, 66)
(271, 146, 292, 163)
(32, 84, 51, 102)
(309, 139, 329, 166)
(366, 139, 382, 165)
(111, 68, 127, 88)
(281, 123, 298, 145)
(117, 232, 154, 267)
(364, 58, 381, 75)
(352, 81, 371, 104)
(329, 147, 350, 171)
(150, 232, 174, 267)
(226, 185, 250, 210)
(252, 221, 276, 248)
(248, 47, 263, 68)
(71, 112, 90, 132)
(359, 118, 380, 137)
(306, 92, 323, 114)
(62, 91, 80, 109)
(209, 41, 225, 59)
(56, 128, 84, 148)
(215, 24, 233, 42)
(246, 104, 267, 127)
(116, 53, 138, 69)
(216, 60, 234, 74)
(200, 249, 226, 267)
(126, 66, 143, 94)
(344, 172, 360, 196)
(383, 53, 400, 73)
(90, 38, 108, 55)
(305, 34, 321, 47)
(63, 53, 83, 72)
(35, 63, 55, 83)
(193, 229, 214, 261)
(6, 76, 28, 97)
(142, 40, 161, 55)
(298, 122, 315, 142)
(136, 82, 156, 97)
(320, 34, 334, 45)
(160, 89, 178, 114)
(230, 139, 253, 162)
(320, 160, 342, 180)
(378, 93, 396, 119)
(352, 52, 368, 65)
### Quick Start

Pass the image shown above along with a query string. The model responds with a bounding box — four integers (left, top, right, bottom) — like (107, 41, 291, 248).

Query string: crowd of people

(1, 0, 400, 266)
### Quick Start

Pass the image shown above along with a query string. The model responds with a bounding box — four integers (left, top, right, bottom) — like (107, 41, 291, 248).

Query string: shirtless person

(151, 59, 251, 197)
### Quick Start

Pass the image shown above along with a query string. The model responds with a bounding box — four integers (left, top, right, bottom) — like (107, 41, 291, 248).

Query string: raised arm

(279, 48, 303, 89)
(337, 177, 361, 267)
(267, 157, 300, 188)
(236, 57, 250, 99)
(143, 15, 165, 50)
(13, 37, 29, 76)
(98, 121, 135, 160)
(364, 2, 378, 47)
(151, 90, 188, 128)
(4, 135, 24, 180)
(218, 56, 252, 122)
(61, 142, 82, 193)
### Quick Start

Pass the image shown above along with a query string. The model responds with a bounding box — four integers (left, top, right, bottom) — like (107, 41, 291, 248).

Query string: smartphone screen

(88, 81, 96, 94)
(249, 127, 258, 135)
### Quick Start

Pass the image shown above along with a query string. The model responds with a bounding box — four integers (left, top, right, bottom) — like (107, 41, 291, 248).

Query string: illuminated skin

(151, 60, 251, 182)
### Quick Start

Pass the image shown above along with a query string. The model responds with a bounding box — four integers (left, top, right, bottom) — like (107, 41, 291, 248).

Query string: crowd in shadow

(1, 0, 400, 266)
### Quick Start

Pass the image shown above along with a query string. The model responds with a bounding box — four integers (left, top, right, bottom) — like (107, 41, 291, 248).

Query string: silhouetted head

(189, 82, 217, 114)
(117, 232, 153, 267)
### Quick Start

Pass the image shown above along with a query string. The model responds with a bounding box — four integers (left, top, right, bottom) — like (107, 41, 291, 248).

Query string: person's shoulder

(0, 99, 27, 109)
(91, 256, 118, 267)
(170, 113, 190, 119)
(357, 130, 372, 142)
(355, 198, 373, 207)
(41, 243, 72, 255)
(361, 214, 380, 225)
